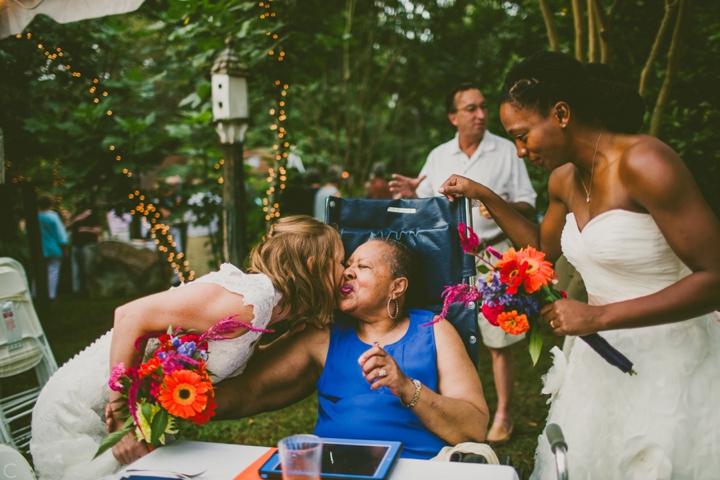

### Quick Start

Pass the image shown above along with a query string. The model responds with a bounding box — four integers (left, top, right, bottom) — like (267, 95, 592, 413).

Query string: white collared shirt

(416, 131, 537, 242)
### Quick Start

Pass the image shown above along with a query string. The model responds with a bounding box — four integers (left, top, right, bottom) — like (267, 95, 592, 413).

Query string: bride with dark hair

(439, 51, 720, 479)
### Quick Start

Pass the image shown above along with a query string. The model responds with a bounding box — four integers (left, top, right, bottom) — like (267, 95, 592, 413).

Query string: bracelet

(400, 379, 422, 408)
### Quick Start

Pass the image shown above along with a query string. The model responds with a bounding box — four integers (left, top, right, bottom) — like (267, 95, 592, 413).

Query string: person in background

(67, 199, 101, 297)
(37, 193, 69, 301)
(389, 82, 537, 444)
(313, 165, 343, 221)
(365, 162, 393, 199)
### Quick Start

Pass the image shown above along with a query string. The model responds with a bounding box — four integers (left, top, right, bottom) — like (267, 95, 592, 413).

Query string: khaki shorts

(477, 238, 526, 349)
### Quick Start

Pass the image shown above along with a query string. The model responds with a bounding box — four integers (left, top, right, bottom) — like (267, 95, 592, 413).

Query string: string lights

(259, 0, 289, 222)
(13, 31, 194, 282)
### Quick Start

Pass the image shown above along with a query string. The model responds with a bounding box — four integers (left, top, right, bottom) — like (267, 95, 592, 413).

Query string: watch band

(400, 379, 422, 408)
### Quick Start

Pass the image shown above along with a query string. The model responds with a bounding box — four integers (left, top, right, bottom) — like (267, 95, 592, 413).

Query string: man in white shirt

(390, 83, 536, 444)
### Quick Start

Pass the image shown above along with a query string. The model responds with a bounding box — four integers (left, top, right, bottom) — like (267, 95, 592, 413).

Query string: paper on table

(233, 447, 278, 480)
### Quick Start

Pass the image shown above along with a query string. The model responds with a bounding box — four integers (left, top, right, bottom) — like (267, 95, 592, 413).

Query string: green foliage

(1, 0, 718, 255)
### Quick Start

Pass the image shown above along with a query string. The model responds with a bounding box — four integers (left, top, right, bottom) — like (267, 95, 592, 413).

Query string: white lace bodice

(191, 263, 282, 379)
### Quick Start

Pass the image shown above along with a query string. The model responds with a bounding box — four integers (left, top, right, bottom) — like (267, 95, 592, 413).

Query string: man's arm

(214, 326, 328, 420)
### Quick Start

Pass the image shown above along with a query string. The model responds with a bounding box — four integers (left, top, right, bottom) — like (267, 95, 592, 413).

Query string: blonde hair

(248, 215, 343, 327)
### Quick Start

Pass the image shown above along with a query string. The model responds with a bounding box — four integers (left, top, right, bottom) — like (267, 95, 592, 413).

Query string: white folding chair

(0, 257, 58, 452)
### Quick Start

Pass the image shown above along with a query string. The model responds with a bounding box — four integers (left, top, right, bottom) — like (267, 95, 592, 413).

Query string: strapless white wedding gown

(30, 264, 281, 480)
(531, 210, 720, 480)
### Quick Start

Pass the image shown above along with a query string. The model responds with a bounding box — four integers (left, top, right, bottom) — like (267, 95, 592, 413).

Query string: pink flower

(560, 290, 568, 298)
(486, 246, 503, 259)
(108, 362, 126, 392)
(428, 284, 482, 326)
(481, 303, 505, 327)
(458, 223, 481, 255)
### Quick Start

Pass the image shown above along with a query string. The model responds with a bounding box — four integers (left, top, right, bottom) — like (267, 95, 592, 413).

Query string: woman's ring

(550, 320, 556, 329)
(379, 368, 387, 378)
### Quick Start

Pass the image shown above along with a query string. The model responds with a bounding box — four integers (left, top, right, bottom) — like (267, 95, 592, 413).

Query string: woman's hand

(541, 298, 605, 336)
(358, 344, 415, 403)
(437, 174, 484, 202)
(104, 403, 149, 464)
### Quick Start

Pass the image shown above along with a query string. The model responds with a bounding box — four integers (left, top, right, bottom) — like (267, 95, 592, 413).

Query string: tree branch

(649, 0, 691, 136)
(639, 0, 679, 97)
(538, 0, 560, 51)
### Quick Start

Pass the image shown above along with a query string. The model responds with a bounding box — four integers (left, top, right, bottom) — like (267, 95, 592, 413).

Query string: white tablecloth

(112, 440, 520, 480)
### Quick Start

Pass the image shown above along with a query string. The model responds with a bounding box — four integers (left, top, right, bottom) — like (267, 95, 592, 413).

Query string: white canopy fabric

(0, 0, 145, 39)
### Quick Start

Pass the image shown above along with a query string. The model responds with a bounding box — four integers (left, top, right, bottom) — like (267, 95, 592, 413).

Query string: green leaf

(477, 264, 491, 274)
(150, 408, 168, 445)
(141, 403, 153, 426)
(528, 328, 543, 366)
(93, 425, 133, 459)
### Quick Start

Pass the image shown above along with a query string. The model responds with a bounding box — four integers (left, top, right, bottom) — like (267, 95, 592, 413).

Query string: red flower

(138, 358, 161, 379)
(481, 303, 505, 327)
(497, 310, 530, 335)
(499, 258, 529, 295)
(458, 223, 481, 255)
(189, 392, 216, 425)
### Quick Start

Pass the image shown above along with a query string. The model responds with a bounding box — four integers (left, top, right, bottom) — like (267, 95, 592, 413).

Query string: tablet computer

(258, 437, 403, 480)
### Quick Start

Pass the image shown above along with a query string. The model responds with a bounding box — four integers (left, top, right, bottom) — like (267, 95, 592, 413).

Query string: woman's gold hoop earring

(387, 297, 399, 320)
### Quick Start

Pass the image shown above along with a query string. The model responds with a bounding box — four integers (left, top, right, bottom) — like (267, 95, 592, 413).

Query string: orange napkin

(233, 447, 278, 480)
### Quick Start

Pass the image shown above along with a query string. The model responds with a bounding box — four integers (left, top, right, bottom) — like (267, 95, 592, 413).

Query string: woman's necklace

(364, 319, 403, 346)
(580, 129, 604, 203)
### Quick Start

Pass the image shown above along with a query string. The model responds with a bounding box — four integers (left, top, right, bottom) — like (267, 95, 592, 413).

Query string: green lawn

(22, 294, 562, 477)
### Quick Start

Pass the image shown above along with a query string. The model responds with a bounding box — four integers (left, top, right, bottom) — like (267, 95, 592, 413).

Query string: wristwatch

(400, 379, 422, 408)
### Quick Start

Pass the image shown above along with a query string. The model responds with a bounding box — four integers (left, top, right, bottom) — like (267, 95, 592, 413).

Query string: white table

(113, 440, 520, 480)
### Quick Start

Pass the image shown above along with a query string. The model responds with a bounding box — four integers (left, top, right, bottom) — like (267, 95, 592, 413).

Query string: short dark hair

(37, 193, 54, 210)
(445, 82, 483, 114)
(370, 237, 418, 310)
(500, 51, 645, 134)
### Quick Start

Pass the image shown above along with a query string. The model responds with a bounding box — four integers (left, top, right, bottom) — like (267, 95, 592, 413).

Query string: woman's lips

(340, 284, 353, 295)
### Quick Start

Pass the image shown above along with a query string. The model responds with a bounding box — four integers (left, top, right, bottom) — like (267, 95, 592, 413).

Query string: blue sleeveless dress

(314, 309, 449, 459)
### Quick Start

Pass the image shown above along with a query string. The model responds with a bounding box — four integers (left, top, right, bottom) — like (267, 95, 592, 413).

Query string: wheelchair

(324, 196, 570, 480)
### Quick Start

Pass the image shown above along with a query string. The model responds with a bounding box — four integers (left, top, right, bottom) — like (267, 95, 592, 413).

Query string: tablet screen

(272, 443, 391, 476)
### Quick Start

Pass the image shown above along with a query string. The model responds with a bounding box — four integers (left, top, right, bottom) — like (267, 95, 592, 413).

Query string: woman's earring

(387, 297, 399, 320)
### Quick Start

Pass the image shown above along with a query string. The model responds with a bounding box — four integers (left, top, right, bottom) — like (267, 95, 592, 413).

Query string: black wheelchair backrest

(325, 196, 480, 366)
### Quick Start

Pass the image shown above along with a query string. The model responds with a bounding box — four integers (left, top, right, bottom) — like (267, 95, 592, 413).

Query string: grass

(20, 293, 562, 478)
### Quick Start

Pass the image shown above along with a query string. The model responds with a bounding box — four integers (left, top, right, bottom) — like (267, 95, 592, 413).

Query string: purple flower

(170, 336, 182, 347)
(177, 341, 196, 357)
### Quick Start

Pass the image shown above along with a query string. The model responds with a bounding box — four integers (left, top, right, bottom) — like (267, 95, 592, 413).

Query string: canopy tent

(0, 0, 144, 39)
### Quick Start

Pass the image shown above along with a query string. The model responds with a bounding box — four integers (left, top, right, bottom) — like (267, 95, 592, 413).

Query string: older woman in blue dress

(213, 237, 489, 458)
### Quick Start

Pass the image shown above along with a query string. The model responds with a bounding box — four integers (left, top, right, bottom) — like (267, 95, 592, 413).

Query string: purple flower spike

(199, 314, 275, 343)
(425, 284, 482, 327)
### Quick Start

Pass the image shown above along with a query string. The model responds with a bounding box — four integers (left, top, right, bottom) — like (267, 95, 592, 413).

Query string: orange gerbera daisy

(158, 370, 210, 419)
(515, 246, 556, 293)
(497, 310, 530, 335)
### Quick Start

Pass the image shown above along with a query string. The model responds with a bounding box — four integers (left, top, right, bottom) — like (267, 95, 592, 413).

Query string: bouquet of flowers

(436, 223, 635, 374)
(95, 316, 272, 458)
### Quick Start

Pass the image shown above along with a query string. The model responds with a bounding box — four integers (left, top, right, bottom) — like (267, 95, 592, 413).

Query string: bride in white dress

(438, 51, 720, 479)
(30, 216, 345, 480)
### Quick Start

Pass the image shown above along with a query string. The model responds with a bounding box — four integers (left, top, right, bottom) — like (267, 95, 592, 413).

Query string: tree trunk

(639, 0, 679, 97)
(591, 0, 616, 65)
(572, 0, 587, 62)
(538, 0, 560, 51)
(650, 0, 691, 136)
(588, 0, 601, 62)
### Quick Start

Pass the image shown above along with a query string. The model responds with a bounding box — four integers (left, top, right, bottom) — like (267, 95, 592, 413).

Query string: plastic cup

(277, 434, 323, 480)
